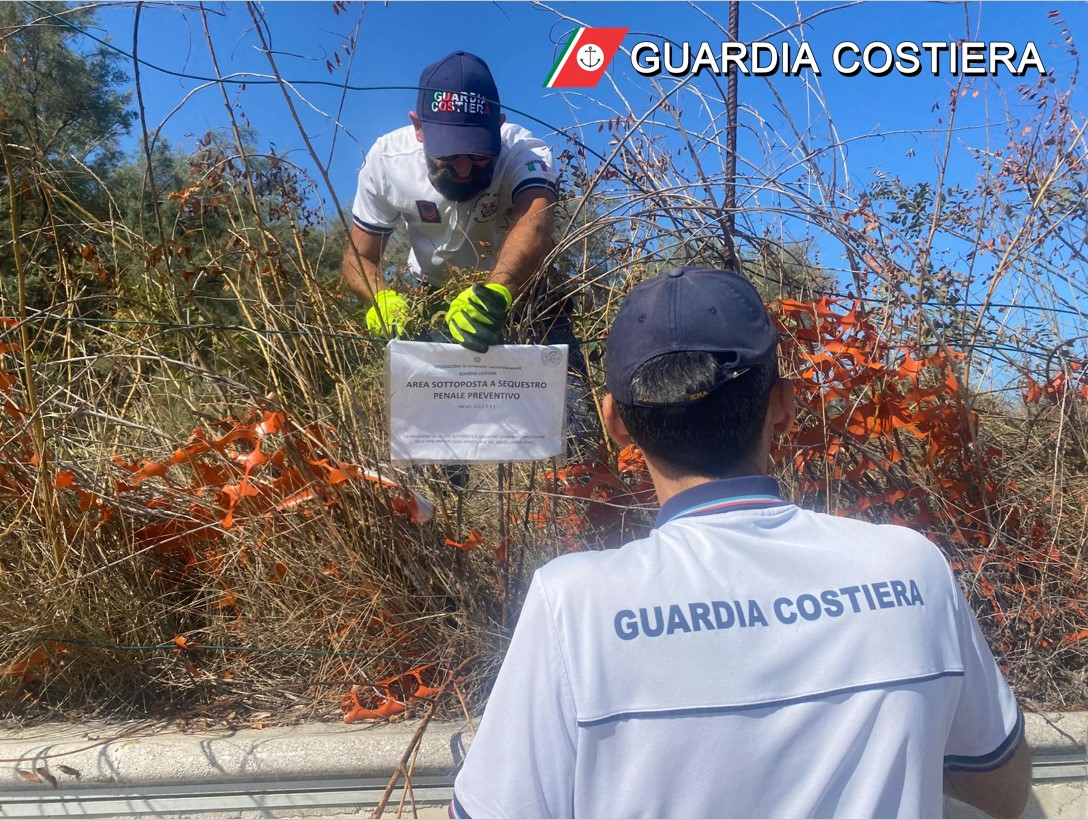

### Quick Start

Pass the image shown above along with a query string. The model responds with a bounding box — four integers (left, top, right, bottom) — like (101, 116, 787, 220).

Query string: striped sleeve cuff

(448, 794, 472, 818)
(512, 177, 559, 200)
(352, 213, 395, 236)
(944, 709, 1025, 772)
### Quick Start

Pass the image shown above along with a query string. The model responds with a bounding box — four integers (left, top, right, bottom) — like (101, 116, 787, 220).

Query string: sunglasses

(433, 154, 494, 164)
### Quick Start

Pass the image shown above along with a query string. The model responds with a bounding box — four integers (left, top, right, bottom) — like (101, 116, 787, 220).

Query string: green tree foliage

(746, 240, 834, 302)
(0, 1, 133, 186)
(108, 137, 189, 236)
(0, 1, 134, 312)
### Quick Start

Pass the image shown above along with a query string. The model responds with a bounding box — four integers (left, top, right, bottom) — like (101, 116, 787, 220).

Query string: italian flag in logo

(545, 28, 629, 88)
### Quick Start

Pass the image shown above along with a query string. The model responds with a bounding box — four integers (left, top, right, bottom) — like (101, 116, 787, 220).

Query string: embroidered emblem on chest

(473, 193, 498, 224)
(416, 200, 441, 224)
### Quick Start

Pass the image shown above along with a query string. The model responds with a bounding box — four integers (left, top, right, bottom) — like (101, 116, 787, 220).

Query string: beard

(425, 155, 495, 202)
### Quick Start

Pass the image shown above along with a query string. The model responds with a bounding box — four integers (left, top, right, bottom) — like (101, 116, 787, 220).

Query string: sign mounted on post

(385, 340, 568, 463)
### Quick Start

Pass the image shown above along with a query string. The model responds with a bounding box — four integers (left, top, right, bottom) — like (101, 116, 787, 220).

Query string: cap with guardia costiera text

(606, 266, 779, 407)
(416, 51, 502, 158)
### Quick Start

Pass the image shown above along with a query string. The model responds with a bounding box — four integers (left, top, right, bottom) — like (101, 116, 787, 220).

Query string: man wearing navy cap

(450, 266, 1031, 818)
(342, 51, 558, 353)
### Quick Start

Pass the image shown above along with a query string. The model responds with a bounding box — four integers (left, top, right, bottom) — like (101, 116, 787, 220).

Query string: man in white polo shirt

(450, 266, 1031, 818)
(342, 51, 558, 353)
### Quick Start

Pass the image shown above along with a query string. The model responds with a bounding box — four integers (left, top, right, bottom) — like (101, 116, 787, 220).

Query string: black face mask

(425, 155, 495, 202)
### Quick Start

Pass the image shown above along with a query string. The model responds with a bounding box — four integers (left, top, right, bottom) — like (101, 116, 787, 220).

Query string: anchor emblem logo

(545, 27, 628, 88)
(577, 44, 602, 70)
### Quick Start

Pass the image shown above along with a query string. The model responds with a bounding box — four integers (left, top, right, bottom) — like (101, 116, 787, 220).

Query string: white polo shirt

(452, 476, 1022, 819)
(351, 122, 557, 286)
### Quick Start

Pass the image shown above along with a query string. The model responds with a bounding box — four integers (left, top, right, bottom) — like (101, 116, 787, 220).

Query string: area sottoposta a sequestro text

(405, 378, 550, 401)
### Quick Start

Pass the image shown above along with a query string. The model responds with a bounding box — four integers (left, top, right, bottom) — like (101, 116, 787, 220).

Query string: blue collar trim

(655, 476, 788, 528)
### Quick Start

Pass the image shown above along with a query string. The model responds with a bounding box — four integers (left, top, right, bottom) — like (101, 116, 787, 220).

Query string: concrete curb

(0, 719, 470, 788)
(1, 712, 1083, 789)
(0, 713, 1083, 819)
(1023, 711, 1088, 758)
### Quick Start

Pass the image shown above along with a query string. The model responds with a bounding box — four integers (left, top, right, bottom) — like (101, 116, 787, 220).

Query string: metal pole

(724, 0, 740, 246)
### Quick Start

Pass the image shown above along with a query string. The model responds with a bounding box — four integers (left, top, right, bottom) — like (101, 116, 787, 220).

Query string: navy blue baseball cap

(606, 266, 779, 407)
(417, 51, 502, 158)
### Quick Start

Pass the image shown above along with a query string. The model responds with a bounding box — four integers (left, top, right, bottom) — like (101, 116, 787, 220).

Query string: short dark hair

(615, 351, 779, 477)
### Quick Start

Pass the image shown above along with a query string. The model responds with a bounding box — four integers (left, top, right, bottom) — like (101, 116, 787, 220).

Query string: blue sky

(61, 1, 1086, 384)
(83, 1, 1086, 222)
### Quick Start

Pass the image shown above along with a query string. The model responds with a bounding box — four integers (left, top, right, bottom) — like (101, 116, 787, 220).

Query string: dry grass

(1, 4, 1086, 725)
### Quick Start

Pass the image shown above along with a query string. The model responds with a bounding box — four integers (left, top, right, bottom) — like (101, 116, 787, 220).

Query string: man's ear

(768, 378, 796, 436)
(499, 113, 506, 127)
(602, 394, 633, 447)
(408, 111, 424, 143)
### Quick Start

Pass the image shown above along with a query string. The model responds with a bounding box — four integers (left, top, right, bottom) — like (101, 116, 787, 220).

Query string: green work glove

(446, 283, 512, 353)
(365, 289, 409, 338)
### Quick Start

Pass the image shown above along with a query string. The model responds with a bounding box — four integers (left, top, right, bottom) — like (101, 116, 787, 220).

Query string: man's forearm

(487, 194, 555, 296)
(943, 732, 1032, 818)
(341, 227, 389, 303)
(341, 253, 384, 303)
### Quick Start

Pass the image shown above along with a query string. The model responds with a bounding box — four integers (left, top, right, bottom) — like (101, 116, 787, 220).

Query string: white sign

(386, 340, 568, 463)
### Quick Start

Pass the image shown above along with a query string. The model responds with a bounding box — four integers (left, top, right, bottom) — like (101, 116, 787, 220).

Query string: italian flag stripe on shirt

(545, 28, 628, 88)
